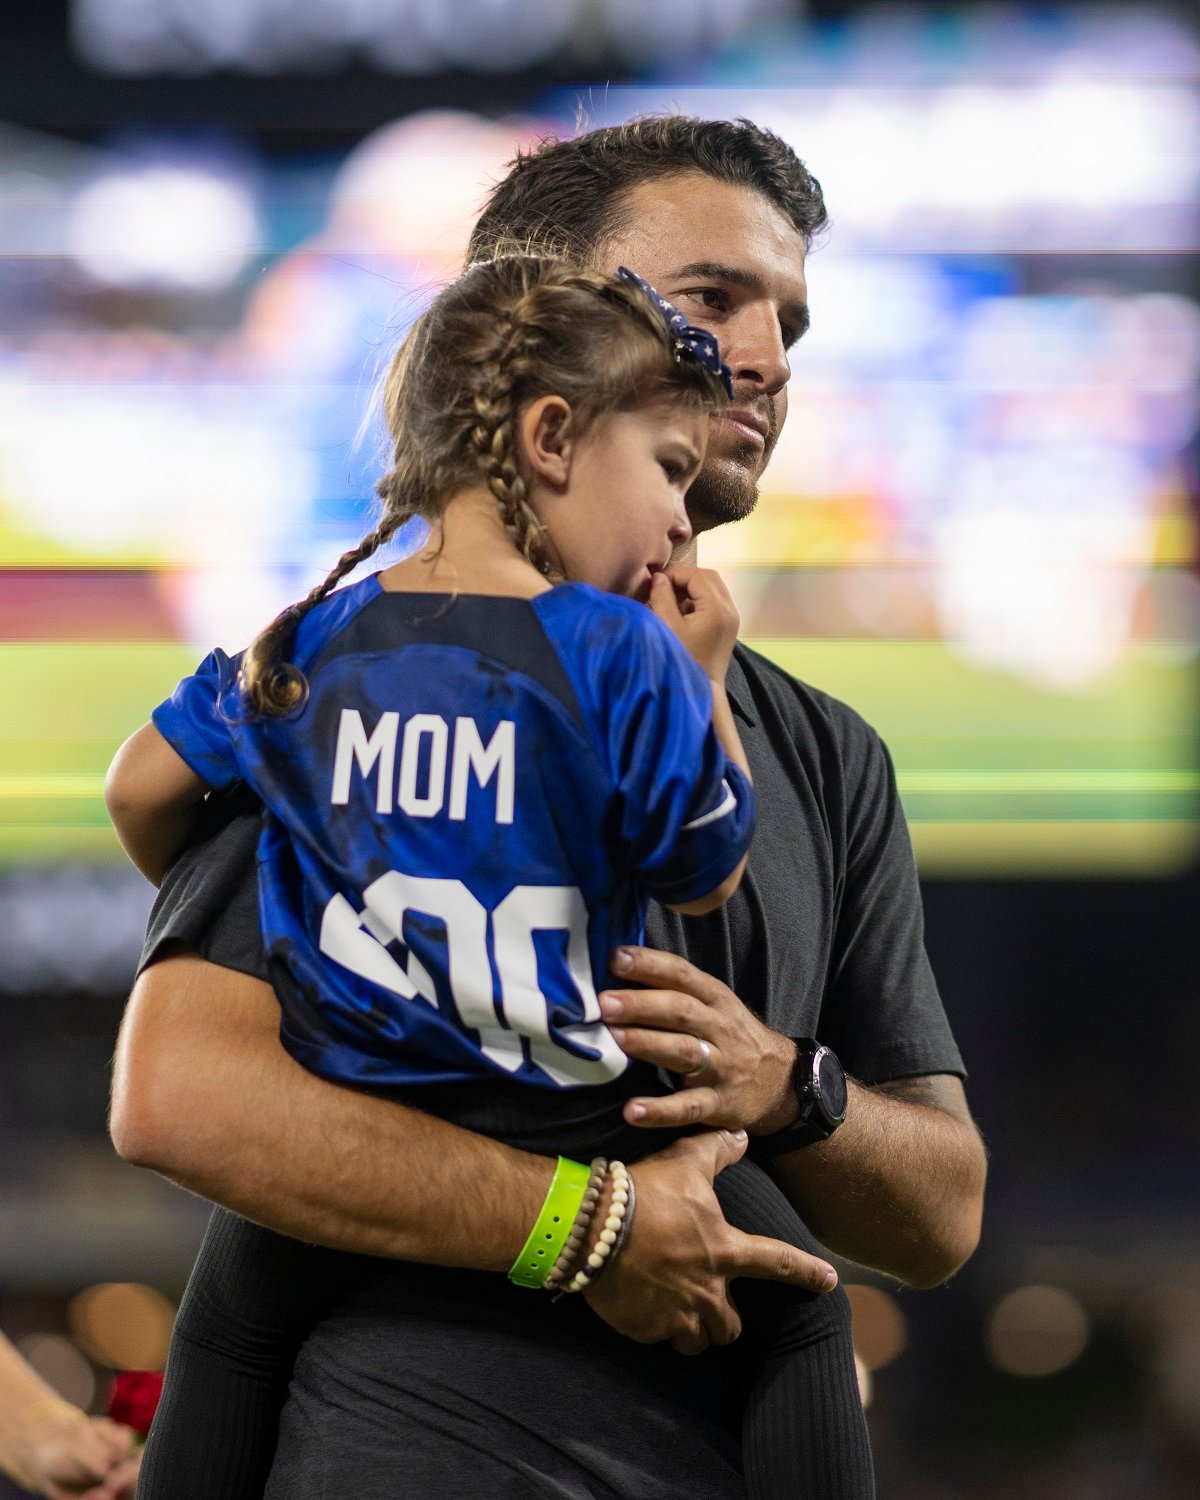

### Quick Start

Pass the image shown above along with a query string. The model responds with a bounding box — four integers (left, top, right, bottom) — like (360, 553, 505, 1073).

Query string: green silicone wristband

(508, 1156, 591, 1288)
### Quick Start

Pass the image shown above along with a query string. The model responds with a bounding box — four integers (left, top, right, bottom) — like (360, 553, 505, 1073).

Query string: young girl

(109, 251, 753, 1118)
(108, 257, 871, 1498)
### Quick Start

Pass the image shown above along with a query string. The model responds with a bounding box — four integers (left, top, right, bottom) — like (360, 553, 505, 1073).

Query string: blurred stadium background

(1, 1, 1197, 1494)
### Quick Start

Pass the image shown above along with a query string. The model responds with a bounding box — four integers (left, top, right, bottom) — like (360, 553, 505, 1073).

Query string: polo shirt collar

(726, 648, 758, 728)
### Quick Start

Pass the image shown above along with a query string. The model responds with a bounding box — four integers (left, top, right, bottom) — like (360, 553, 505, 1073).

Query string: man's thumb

(706, 1127, 749, 1178)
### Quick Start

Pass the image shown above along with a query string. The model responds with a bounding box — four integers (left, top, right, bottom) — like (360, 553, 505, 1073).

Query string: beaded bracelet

(544, 1157, 607, 1292)
(562, 1171, 637, 1296)
(598, 1171, 636, 1278)
(507, 1156, 592, 1288)
(563, 1160, 632, 1296)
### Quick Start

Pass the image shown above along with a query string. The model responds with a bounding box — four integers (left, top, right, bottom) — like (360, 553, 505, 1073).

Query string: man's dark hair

(467, 115, 827, 265)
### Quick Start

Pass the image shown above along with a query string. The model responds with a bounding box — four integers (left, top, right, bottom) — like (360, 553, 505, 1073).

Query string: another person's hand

(583, 1128, 835, 1355)
(22, 1408, 138, 1500)
(83, 1447, 142, 1500)
(648, 565, 740, 681)
(599, 945, 800, 1133)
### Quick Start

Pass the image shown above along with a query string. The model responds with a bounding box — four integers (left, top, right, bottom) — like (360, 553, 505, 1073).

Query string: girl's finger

(647, 570, 684, 623)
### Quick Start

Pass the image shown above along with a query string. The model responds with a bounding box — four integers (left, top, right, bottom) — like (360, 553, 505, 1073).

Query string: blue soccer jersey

(153, 576, 755, 1094)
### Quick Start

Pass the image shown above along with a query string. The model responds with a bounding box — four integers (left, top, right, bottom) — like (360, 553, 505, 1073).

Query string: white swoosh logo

(682, 778, 737, 832)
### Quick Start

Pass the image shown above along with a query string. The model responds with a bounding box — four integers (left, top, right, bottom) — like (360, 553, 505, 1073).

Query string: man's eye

(683, 288, 725, 313)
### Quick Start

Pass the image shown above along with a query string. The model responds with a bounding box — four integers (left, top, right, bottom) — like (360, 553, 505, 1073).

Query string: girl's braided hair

(239, 254, 728, 716)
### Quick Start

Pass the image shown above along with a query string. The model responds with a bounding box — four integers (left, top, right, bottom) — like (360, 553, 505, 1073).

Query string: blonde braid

(239, 504, 414, 717)
(468, 300, 559, 580)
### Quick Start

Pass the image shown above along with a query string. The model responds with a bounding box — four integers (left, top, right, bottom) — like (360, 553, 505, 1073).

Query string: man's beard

(686, 397, 779, 535)
(685, 451, 761, 533)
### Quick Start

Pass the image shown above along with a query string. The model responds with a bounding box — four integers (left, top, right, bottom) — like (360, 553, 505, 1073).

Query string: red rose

(106, 1370, 164, 1438)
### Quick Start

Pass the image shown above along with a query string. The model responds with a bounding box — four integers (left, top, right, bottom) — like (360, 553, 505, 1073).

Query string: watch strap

(752, 1111, 836, 1157)
(752, 1039, 844, 1157)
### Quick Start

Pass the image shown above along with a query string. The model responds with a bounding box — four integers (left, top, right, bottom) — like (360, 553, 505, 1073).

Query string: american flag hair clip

(616, 266, 735, 399)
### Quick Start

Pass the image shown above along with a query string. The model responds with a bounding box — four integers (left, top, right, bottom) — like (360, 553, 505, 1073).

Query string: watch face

(816, 1049, 848, 1122)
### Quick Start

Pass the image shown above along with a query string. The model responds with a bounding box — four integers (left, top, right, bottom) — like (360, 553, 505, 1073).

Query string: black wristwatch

(753, 1039, 848, 1156)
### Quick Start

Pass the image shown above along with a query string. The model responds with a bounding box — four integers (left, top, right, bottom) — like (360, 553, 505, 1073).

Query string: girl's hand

(648, 565, 740, 681)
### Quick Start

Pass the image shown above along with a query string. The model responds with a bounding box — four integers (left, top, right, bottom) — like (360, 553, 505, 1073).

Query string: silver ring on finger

(683, 1038, 712, 1077)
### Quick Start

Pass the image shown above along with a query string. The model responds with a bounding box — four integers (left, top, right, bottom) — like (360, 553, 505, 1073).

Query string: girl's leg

(713, 1158, 876, 1500)
(138, 1208, 356, 1500)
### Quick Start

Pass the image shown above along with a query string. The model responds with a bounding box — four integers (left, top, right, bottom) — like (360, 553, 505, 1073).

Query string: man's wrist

(752, 1041, 850, 1156)
(750, 1035, 802, 1135)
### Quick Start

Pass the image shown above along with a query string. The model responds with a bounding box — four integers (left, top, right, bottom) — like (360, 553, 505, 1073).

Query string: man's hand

(596, 944, 988, 1288)
(583, 1129, 836, 1355)
(114, 955, 834, 1350)
(598, 946, 798, 1133)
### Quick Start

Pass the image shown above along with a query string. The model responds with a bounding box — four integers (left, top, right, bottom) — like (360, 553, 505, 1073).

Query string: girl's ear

(518, 395, 575, 489)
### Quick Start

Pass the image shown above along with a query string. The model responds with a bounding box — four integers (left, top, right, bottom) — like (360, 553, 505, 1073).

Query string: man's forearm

(597, 945, 988, 1288)
(110, 954, 552, 1267)
(731, 1030, 987, 1286)
(765, 1072, 987, 1288)
(110, 953, 841, 1352)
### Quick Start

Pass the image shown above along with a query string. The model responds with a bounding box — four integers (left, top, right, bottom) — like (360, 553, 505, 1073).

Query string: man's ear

(518, 395, 575, 489)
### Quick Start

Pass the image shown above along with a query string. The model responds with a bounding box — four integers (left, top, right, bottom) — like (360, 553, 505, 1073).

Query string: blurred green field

(751, 638, 1200, 875)
(2, 637, 1197, 874)
(0, 642, 196, 863)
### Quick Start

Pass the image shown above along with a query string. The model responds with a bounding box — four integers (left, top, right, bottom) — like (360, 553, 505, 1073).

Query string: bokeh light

(845, 1283, 908, 1371)
(16, 1332, 97, 1410)
(4, 4, 1197, 879)
(1124, 1284, 1200, 1440)
(69, 163, 259, 289)
(986, 1285, 1090, 1378)
(68, 1282, 176, 1371)
(1124, 1282, 1200, 1363)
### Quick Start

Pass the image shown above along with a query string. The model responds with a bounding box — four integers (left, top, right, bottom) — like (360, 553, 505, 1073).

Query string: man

(111, 117, 986, 1491)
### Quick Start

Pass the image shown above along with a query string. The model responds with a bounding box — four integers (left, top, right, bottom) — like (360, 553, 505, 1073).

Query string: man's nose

(726, 306, 790, 396)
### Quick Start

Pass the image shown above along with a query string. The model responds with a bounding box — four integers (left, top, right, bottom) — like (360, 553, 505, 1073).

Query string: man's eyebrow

(668, 260, 810, 338)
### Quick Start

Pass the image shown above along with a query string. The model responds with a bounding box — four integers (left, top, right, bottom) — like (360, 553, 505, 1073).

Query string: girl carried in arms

(106, 255, 869, 1499)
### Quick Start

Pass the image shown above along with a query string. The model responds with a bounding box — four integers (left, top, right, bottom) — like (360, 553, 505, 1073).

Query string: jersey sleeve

(595, 612, 755, 907)
(151, 648, 245, 793)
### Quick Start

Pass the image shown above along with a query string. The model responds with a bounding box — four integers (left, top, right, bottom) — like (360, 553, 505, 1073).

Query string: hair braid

(467, 301, 559, 580)
(366, 254, 725, 598)
(239, 504, 414, 717)
(233, 254, 726, 720)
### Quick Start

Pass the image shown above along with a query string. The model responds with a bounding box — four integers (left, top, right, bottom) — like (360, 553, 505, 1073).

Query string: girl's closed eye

(659, 441, 703, 486)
